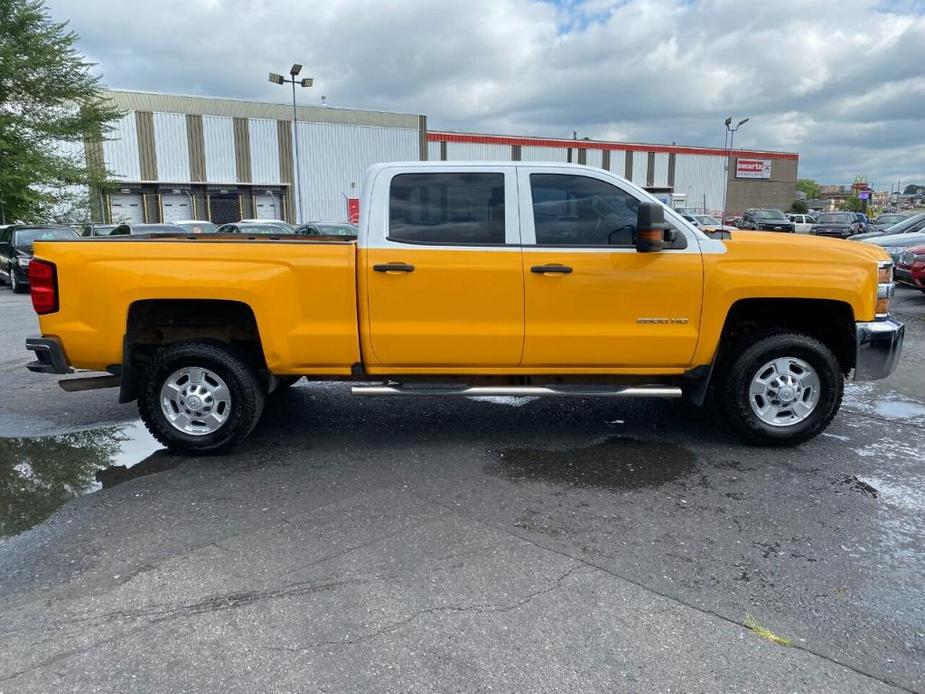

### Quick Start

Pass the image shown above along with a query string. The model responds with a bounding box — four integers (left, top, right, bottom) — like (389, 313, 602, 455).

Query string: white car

(173, 219, 219, 234)
(787, 214, 816, 233)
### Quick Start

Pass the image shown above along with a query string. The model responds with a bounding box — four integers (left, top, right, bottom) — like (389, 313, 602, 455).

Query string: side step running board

(351, 385, 682, 398)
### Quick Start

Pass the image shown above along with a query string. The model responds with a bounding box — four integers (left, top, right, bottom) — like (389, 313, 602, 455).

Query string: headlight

(876, 260, 894, 318)
(17, 257, 31, 268)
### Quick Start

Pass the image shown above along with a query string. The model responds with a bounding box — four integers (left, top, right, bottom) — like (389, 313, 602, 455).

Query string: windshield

(883, 214, 925, 234)
(875, 215, 906, 225)
(694, 216, 721, 226)
(754, 209, 787, 220)
(234, 224, 295, 235)
(306, 224, 357, 236)
(176, 221, 219, 234)
(816, 213, 853, 224)
(14, 228, 78, 248)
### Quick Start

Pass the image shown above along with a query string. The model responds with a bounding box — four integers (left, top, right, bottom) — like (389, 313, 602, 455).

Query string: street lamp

(269, 64, 313, 223)
(722, 117, 749, 226)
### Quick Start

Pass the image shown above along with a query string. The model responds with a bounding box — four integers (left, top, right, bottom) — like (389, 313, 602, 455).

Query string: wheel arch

(119, 299, 266, 403)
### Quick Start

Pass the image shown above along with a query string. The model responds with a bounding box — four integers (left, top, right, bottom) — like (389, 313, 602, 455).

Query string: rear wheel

(719, 332, 843, 446)
(138, 342, 264, 453)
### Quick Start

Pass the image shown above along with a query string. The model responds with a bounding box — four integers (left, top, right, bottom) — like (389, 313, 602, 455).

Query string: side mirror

(635, 202, 671, 253)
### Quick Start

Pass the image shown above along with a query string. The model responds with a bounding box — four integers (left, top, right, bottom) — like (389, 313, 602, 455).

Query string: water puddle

(843, 383, 925, 422)
(0, 421, 163, 540)
(487, 435, 697, 490)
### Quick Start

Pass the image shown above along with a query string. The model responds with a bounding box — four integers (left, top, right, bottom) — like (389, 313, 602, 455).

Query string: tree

(840, 195, 862, 212)
(796, 178, 821, 200)
(0, 0, 122, 223)
(903, 184, 924, 196)
(790, 199, 808, 213)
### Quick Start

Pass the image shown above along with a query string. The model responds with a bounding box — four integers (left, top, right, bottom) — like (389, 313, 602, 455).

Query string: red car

(895, 244, 925, 293)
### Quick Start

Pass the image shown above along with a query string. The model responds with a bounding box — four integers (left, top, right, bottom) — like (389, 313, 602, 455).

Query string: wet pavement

(1, 289, 924, 692)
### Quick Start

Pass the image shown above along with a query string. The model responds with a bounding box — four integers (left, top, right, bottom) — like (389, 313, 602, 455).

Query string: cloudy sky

(47, 0, 925, 187)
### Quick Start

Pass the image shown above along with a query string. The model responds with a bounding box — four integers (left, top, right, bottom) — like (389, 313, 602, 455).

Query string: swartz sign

(736, 158, 772, 179)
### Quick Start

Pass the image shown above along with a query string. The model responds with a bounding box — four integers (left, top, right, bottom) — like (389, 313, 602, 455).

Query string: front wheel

(138, 342, 265, 453)
(719, 332, 843, 446)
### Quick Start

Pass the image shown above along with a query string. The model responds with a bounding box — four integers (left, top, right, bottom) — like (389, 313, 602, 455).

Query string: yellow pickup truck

(25, 162, 904, 452)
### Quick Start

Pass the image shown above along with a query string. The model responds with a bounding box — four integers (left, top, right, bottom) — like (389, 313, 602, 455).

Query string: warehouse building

(88, 90, 797, 225)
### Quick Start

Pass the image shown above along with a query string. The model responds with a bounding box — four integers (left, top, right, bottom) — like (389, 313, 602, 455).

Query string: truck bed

(32, 236, 362, 374)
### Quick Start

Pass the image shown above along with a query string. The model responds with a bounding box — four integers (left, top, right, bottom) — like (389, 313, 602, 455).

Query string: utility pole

(722, 117, 749, 225)
(269, 65, 313, 223)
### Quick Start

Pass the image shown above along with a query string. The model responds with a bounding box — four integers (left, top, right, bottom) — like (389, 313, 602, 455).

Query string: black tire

(138, 342, 265, 453)
(10, 272, 26, 293)
(719, 331, 843, 446)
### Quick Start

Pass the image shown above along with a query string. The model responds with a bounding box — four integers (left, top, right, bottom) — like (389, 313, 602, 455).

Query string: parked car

(173, 219, 219, 234)
(108, 223, 183, 236)
(810, 212, 865, 238)
(295, 221, 358, 237)
(863, 229, 925, 264)
(872, 213, 909, 231)
(239, 219, 295, 233)
(851, 213, 925, 241)
(217, 222, 296, 235)
(24, 161, 902, 453)
(786, 213, 816, 233)
(894, 245, 925, 293)
(0, 225, 79, 293)
(82, 224, 120, 237)
(740, 209, 795, 232)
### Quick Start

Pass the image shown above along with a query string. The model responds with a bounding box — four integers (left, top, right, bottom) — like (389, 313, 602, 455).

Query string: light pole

(270, 65, 313, 223)
(722, 116, 749, 225)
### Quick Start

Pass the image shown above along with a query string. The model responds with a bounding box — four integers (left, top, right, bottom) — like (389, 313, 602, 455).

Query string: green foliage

(903, 184, 924, 196)
(840, 195, 862, 212)
(790, 199, 808, 213)
(796, 178, 821, 201)
(0, 0, 122, 223)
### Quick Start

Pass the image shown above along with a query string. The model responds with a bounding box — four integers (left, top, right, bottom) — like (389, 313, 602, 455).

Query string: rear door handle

(373, 263, 415, 273)
(531, 264, 572, 274)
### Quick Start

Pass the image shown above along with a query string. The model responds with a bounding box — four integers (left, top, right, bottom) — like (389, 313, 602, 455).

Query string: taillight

(28, 259, 58, 314)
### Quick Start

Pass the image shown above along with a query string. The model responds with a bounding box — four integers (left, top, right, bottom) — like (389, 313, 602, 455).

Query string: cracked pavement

(1, 289, 924, 693)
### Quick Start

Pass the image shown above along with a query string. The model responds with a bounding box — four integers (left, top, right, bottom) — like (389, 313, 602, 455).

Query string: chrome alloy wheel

(748, 357, 820, 427)
(160, 367, 231, 436)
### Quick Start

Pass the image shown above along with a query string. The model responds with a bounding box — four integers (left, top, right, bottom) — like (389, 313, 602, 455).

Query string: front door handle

(373, 263, 415, 273)
(531, 264, 573, 275)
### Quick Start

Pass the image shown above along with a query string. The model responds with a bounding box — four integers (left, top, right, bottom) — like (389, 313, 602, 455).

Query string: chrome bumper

(854, 318, 904, 381)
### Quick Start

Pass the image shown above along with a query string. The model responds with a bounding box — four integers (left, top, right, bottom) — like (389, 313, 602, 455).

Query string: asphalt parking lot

(1, 288, 923, 693)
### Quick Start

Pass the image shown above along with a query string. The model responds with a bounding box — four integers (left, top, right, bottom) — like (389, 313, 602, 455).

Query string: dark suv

(0, 225, 80, 293)
(740, 209, 795, 232)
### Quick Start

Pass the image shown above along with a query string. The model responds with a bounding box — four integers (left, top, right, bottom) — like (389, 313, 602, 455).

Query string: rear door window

(389, 172, 505, 245)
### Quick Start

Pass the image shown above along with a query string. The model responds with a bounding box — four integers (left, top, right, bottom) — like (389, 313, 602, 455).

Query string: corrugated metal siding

(248, 118, 281, 183)
(201, 115, 236, 183)
(609, 151, 626, 177)
(520, 146, 569, 162)
(653, 153, 670, 187)
(153, 112, 190, 182)
(445, 141, 510, 161)
(673, 154, 727, 213)
(102, 112, 141, 181)
(632, 151, 648, 186)
(427, 141, 442, 161)
(586, 149, 603, 169)
(294, 122, 419, 221)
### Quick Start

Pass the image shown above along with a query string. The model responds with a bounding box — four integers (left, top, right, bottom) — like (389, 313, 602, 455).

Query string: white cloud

(46, 0, 925, 186)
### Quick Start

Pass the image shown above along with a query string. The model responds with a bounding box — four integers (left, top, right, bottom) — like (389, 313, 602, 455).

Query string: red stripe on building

(427, 131, 798, 161)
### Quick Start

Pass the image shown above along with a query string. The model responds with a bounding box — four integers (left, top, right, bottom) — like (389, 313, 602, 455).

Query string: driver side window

(530, 174, 639, 246)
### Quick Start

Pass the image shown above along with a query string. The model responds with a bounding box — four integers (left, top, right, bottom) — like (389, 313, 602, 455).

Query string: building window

(389, 172, 505, 245)
(530, 174, 640, 246)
